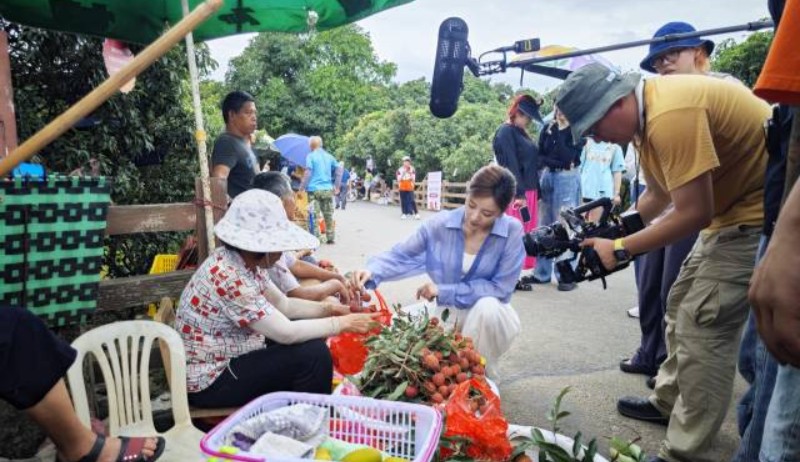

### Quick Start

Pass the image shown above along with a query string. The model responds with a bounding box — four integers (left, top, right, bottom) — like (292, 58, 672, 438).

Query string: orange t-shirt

(397, 167, 416, 191)
(754, 0, 800, 104)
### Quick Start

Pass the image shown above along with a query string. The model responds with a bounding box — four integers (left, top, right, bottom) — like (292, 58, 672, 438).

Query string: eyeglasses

(649, 47, 691, 70)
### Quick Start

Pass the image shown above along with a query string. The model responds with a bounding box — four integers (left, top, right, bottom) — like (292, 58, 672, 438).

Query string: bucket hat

(555, 63, 641, 144)
(214, 189, 319, 253)
(640, 22, 715, 73)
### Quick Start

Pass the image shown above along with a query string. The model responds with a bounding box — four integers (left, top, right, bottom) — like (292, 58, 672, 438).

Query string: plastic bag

(329, 332, 369, 375)
(441, 378, 512, 461)
(328, 290, 392, 375)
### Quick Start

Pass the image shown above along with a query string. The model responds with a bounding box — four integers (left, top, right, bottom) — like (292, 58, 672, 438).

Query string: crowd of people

(2, 1, 799, 461)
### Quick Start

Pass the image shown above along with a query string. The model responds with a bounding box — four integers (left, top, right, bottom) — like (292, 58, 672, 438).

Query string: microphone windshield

(430, 17, 469, 119)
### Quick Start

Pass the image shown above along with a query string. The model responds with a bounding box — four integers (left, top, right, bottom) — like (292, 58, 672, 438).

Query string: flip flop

(514, 280, 533, 291)
(77, 434, 166, 462)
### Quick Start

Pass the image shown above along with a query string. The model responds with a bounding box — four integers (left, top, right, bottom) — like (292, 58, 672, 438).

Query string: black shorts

(0, 306, 77, 409)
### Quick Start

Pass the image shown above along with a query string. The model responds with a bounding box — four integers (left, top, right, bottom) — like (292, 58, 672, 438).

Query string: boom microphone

(430, 17, 469, 119)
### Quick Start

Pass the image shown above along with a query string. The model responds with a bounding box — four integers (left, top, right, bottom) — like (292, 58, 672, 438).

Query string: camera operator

(555, 63, 770, 462)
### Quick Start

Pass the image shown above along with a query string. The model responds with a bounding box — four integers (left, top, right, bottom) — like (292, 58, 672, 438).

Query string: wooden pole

(0, 0, 224, 176)
(182, 0, 216, 254)
(0, 31, 17, 158)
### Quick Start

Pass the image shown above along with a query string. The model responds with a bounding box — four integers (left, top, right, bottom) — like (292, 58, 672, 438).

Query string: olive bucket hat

(555, 63, 641, 144)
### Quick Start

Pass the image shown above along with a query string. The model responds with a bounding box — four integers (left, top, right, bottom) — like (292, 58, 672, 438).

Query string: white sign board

(427, 171, 442, 211)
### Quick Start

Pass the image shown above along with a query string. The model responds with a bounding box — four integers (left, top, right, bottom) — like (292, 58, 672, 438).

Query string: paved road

(316, 200, 745, 460)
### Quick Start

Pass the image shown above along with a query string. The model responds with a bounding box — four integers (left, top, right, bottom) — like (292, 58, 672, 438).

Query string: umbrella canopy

(511, 45, 619, 80)
(0, 0, 414, 44)
(274, 133, 313, 166)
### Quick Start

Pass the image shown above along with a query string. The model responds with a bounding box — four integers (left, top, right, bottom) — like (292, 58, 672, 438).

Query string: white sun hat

(214, 189, 319, 253)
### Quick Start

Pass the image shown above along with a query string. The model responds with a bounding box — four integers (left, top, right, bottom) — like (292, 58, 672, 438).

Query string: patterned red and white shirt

(176, 247, 275, 393)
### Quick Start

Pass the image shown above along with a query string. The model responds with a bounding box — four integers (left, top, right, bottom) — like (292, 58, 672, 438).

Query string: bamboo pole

(182, 0, 216, 253)
(0, 0, 224, 176)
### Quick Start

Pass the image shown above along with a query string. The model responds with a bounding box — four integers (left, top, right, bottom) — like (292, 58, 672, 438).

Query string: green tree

(7, 24, 216, 277)
(711, 31, 773, 87)
(226, 25, 395, 149)
(339, 101, 506, 182)
(197, 79, 227, 142)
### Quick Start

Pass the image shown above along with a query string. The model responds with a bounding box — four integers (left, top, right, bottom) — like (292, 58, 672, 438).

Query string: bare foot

(63, 434, 160, 462)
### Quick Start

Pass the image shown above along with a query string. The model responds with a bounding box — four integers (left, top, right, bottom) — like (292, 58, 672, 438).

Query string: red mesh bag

(328, 290, 391, 375)
(441, 378, 512, 461)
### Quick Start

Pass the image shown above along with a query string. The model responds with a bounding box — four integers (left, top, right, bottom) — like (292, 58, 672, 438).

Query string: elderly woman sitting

(176, 190, 378, 409)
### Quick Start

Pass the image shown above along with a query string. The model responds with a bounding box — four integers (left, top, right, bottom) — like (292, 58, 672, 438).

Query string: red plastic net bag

(328, 290, 392, 375)
(329, 332, 369, 375)
(441, 378, 512, 461)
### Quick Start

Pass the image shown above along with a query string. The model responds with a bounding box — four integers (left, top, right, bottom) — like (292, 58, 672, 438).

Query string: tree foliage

(7, 24, 215, 276)
(225, 25, 395, 148)
(335, 75, 541, 182)
(711, 31, 773, 87)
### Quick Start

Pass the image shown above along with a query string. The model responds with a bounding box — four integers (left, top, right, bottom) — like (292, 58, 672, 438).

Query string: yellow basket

(149, 254, 178, 275)
(147, 254, 178, 317)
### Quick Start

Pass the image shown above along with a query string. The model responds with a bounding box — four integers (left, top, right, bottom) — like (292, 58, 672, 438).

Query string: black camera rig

(523, 197, 644, 289)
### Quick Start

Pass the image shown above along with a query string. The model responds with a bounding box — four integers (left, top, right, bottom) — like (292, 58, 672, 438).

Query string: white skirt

(402, 297, 521, 378)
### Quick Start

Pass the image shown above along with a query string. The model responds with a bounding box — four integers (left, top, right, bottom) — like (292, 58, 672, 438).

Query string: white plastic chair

(66, 320, 205, 461)
(153, 298, 238, 419)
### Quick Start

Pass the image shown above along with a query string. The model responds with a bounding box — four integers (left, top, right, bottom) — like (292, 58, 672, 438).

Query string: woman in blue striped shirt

(350, 165, 524, 377)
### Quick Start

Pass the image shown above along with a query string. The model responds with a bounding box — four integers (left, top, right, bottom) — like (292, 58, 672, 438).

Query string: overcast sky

(206, 0, 769, 94)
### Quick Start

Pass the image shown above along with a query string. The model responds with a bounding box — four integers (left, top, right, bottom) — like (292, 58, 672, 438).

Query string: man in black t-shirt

(211, 91, 259, 199)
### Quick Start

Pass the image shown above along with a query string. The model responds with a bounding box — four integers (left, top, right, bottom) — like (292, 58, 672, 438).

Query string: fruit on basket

(353, 309, 486, 404)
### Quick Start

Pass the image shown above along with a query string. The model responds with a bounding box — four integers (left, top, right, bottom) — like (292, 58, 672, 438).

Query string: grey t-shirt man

(211, 132, 259, 198)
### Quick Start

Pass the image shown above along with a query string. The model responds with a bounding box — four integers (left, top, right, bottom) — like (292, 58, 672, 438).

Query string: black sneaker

(521, 275, 550, 285)
(646, 376, 656, 390)
(557, 282, 577, 291)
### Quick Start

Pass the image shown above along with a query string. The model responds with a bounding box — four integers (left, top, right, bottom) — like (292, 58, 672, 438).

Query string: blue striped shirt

(366, 207, 524, 309)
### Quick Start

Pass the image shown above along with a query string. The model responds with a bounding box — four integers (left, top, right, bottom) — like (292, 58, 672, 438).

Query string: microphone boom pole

(491, 19, 774, 77)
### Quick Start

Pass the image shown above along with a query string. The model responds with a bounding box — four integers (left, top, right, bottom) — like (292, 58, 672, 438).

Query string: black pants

(400, 191, 417, 215)
(0, 306, 77, 409)
(632, 233, 697, 371)
(188, 339, 333, 408)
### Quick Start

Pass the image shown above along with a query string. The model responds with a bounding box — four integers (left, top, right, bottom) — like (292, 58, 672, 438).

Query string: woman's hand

(324, 301, 352, 317)
(350, 270, 372, 291)
(612, 194, 622, 206)
(341, 312, 382, 334)
(416, 282, 439, 302)
(513, 197, 527, 208)
(323, 279, 351, 304)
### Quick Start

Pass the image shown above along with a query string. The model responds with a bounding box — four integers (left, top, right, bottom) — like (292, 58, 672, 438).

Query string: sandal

(514, 280, 533, 291)
(77, 434, 166, 462)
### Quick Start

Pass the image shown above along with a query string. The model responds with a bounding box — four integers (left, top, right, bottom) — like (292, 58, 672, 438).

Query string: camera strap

(632, 80, 648, 210)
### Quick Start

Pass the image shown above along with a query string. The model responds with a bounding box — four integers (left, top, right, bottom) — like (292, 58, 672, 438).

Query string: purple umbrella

(274, 133, 312, 166)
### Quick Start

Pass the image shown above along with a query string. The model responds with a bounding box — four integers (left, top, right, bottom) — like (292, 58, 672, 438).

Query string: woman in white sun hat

(176, 189, 380, 409)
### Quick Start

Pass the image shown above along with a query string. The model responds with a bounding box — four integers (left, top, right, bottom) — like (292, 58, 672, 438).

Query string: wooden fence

(97, 177, 227, 312)
(390, 180, 468, 210)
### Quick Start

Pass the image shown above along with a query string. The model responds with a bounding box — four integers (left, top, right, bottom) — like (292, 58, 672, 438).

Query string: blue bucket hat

(640, 22, 715, 73)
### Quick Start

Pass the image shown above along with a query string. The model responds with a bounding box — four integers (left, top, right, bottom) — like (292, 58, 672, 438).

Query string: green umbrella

(0, 0, 414, 44)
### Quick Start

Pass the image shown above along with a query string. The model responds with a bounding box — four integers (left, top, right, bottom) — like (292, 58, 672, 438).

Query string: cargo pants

(649, 224, 761, 462)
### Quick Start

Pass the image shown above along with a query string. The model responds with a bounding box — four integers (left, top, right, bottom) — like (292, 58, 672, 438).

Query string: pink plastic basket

(200, 391, 443, 462)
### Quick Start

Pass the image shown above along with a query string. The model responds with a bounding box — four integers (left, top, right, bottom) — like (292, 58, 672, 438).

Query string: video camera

(523, 197, 644, 288)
